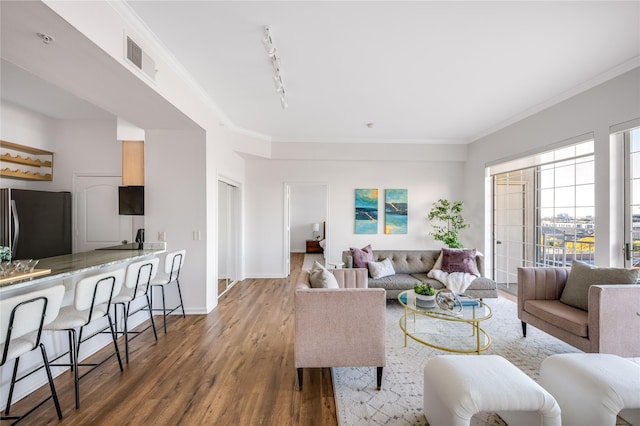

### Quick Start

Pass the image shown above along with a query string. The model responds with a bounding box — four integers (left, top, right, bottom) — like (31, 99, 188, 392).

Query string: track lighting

(264, 25, 287, 109)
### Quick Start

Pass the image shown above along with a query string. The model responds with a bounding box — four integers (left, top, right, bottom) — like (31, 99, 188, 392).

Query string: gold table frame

(398, 290, 492, 355)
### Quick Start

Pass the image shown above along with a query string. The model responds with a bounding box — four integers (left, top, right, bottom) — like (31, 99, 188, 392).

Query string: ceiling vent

(126, 35, 157, 81)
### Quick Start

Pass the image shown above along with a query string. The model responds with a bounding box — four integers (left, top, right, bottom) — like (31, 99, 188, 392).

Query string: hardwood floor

(4, 253, 337, 425)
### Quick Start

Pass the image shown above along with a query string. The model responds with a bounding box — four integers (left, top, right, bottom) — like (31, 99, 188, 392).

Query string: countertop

(0, 243, 166, 293)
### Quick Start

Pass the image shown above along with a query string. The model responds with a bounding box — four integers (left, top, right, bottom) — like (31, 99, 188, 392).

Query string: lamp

(264, 25, 287, 109)
(312, 223, 320, 240)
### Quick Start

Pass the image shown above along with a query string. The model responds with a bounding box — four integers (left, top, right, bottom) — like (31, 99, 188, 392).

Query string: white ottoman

(423, 355, 560, 426)
(540, 353, 640, 426)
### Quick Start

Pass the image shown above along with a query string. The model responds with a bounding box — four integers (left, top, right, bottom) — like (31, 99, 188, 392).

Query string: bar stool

(1, 285, 65, 424)
(45, 269, 125, 409)
(112, 257, 159, 363)
(149, 249, 186, 333)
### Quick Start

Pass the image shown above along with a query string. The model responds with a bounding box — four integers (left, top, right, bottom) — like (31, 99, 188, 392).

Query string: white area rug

(332, 297, 585, 426)
(302, 253, 325, 271)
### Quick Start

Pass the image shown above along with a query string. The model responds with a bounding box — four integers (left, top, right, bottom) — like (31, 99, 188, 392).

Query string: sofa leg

(521, 321, 527, 337)
(297, 368, 303, 390)
(376, 366, 383, 390)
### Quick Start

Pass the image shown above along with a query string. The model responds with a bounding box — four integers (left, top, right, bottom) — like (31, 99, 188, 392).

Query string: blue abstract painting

(385, 189, 408, 234)
(355, 189, 378, 234)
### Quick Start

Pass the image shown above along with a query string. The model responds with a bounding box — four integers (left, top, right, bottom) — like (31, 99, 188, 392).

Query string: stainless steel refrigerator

(0, 188, 72, 260)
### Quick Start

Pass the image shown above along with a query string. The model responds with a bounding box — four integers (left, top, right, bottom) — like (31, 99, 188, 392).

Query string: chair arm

(294, 287, 386, 368)
(588, 284, 640, 357)
(517, 267, 570, 318)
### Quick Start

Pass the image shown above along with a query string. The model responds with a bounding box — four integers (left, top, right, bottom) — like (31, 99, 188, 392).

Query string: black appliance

(0, 188, 72, 259)
(118, 186, 144, 215)
(135, 228, 145, 249)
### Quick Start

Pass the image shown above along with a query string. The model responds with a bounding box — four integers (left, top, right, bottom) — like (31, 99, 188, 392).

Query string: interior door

(493, 176, 526, 287)
(75, 175, 131, 252)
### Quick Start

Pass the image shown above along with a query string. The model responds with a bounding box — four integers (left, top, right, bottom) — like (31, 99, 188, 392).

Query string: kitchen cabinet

(122, 140, 144, 185)
(0, 140, 53, 181)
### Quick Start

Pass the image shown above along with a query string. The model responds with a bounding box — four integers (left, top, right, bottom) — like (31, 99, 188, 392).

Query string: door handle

(625, 243, 631, 261)
(496, 240, 503, 245)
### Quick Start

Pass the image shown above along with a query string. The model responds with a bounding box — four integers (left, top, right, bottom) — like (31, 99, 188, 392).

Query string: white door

(75, 175, 131, 252)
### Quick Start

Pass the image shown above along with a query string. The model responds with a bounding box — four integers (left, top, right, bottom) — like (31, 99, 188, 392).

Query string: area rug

(332, 296, 583, 426)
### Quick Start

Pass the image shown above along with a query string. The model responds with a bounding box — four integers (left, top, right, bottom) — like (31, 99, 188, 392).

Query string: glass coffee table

(398, 290, 492, 354)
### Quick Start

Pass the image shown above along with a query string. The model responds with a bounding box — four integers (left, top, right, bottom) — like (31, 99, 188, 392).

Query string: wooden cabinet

(306, 240, 323, 254)
(0, 140, 53, 181)
(122, 140, 144, 185)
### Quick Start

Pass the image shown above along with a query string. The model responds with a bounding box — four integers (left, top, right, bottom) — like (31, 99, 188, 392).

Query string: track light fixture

(264, 26, 287, 109)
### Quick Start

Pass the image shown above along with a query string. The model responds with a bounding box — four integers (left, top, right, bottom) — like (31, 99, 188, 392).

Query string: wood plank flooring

(3, 253, 337, 425)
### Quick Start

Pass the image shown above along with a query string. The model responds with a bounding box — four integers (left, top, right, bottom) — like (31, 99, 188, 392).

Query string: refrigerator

(0, 188, 72, 260)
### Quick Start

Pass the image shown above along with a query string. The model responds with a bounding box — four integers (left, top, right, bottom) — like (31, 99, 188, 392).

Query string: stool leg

(69, 329, 80, 409)
(40, 344, 63, 420)
(145, 293, 158, 341)
(176, 279, 186, 317)
(107, 314, 124, 371)
(4, 356, 20, 415)
(123, 302, 130, 364)
(160, 286, 167, 333)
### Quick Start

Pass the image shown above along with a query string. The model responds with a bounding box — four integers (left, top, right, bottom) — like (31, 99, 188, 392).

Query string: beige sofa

(295, 268, 386, 390)
(341, 249, 498, 300)
(517, 267, 640, 357)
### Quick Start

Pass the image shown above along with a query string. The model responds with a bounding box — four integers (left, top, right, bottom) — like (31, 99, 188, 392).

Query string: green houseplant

(427, 199, 469, 249)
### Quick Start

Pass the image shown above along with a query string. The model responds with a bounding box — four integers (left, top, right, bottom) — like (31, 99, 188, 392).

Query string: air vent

(126, 36, 142, 69)
(125, 35, 156, 81)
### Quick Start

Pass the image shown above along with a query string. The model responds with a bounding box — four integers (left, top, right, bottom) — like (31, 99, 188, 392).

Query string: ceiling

(2, 1, 639, 144)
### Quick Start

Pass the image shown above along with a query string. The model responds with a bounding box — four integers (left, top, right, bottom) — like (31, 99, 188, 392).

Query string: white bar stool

(1, 285, 65, 424)
(112, 257, 159, 363)
(45, 268, 125, 409)
(149, 250, 186, 333)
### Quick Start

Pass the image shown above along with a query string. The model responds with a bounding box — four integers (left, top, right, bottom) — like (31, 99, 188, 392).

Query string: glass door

(218, 180, 240, 297)
(624, 126, 640, 268)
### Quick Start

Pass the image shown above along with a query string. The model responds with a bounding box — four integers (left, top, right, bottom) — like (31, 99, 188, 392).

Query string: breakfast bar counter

(0, 243, 166, 295)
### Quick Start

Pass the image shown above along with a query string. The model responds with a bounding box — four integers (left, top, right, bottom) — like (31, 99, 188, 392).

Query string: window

(491, 139, 595, 287)
(624, 126, 640, 267)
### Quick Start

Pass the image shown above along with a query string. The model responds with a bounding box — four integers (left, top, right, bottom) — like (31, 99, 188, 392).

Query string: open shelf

(0, 140, 53, 181)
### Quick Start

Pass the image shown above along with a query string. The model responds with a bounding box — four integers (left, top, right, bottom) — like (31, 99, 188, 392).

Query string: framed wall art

(354, 188, 378, 234)
(385, 188, 407, 234)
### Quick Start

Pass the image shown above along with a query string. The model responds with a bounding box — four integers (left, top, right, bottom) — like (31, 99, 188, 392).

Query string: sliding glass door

(624, 126, 640, 268)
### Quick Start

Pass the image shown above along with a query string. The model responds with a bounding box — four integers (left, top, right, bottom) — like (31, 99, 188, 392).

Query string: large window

(625, 126, 640, 268)
(491, 139, 595, 286)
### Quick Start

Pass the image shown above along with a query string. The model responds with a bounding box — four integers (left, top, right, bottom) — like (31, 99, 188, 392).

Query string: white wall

(245, 158, 466, 277)
(290, 184, 326, 252)
(464, 67, 640, 272)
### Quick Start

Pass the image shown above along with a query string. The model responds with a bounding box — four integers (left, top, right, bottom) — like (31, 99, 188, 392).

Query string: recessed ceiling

(124, 0, 640, 144)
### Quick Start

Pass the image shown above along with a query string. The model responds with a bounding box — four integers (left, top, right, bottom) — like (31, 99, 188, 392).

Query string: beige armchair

(295, 268, 386, 390)
(517, 267, 640, 357)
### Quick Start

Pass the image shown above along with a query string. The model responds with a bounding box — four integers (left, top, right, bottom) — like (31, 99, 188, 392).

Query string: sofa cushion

(350, 244, 375, 268)
(372, 251, 438, 274)
(309, 261, 339, 289)
(441, 248, 480, 276)
(368, 273, 417, 291)
(559, 261, 639, 311)
(524, 299, 588, 337)
(368, 258, 395, 279)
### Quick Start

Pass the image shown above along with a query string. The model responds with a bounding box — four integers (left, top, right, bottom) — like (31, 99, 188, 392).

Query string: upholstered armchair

(295, 268, 386, 390)
(517, 266, 640, 357)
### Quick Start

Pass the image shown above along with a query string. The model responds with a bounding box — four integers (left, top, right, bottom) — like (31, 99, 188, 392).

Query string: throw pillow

(367, 258, 396, 279)
(433, 251, 443, 270)
(441, 248, 480, 276)
(350, 244, 375, 268)
(560, 261, 639, 311)
(309, 261, 339, 289)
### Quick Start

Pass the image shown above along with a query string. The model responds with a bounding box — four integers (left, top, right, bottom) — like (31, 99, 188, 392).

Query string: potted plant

(427, 198, 469, 249)
(414, 281, 436, 308)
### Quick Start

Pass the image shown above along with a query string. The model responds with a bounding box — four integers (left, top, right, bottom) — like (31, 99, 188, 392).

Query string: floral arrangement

(0, 246, 11, 262)
(414, 281, 435, 296)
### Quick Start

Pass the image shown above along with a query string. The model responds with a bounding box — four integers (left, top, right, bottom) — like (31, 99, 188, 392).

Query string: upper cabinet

(0, 140, 53, 181)
(122, 140, 144, 185)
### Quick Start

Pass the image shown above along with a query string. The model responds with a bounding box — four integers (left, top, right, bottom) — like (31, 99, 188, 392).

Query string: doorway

(218, 179, 240, 297)
(283, 182, 329, 276)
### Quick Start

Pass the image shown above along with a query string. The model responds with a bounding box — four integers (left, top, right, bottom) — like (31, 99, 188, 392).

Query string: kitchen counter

(0, 243, 166, 294)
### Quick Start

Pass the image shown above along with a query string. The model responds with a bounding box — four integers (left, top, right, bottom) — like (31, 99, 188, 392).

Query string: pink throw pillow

(350, 244, 375, 268)
(441, 248, 480, 277)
